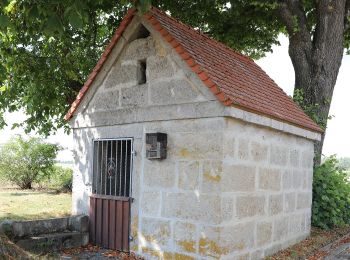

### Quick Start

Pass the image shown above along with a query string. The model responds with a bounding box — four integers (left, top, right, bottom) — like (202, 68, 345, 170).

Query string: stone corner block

(69, 215, 89, 233)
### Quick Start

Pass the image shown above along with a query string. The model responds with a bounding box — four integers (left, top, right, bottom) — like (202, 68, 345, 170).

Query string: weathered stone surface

(231, 253, 250, 260)
(257, 221, 272, 246)
(141, 218, 171, 247)
(120, 83, 148, 107)
(289, 214, 303, 235)
(273, 216, 289, 241)
(269, 194, 283, 216)
(221, 196, 234, 222)
(289, 149, 300, 167)
(143, 160, 175, 188)
(178, 161, 200, 190)
(223, 135, 235, 159)
(0, 220, 13, 237)
(12, 218, 69, 238)
(169, 132, 223, 160)
(284, 192, 296, 213)
(122, 37, 155, 61)
(91, 90, 119, 111)
(16, 232, 89, 254)
(201, 160, 223, 192)
(199, 222, 254, 257)
(282, 170, 293, 190)
(305, 170, 313, 189)
(141, 191, 161, 216)
(174, 222, 197, 254)
(293, 170, 303, 189)
(270, 146, 288, 166)
(236, 195, 265, 218)
(301, 150, 314, 168)
(238, 139, 250, 161)
(104, 63, 142, 88)
(259, 168, 281, 191)
(250, 141, 268, 162)
(68, 215, 89, 233)
(147, 55, 176, 81)
(297, 192, 312, 209)
(220, 222, 255, 254)
(216, 164, 256, 192)
(149, 79, 201, 105)
(162, 193, 221, 224)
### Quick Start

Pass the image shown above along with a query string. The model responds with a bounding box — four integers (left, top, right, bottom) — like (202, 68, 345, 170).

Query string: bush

(0, 136, 59, 189)
(312, 157, 350, 229)
(45, 165, 73, 192)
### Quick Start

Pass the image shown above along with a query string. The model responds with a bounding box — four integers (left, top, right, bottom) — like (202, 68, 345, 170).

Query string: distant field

(0, 186, 71, 221)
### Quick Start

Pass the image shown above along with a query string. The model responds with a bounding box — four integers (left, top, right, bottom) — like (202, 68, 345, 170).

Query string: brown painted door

(90, 139, 133, 251)
(89, 195, 130, 251)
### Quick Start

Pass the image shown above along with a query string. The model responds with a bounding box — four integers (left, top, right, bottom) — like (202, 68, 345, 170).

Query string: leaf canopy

(0, 0, 348, 135)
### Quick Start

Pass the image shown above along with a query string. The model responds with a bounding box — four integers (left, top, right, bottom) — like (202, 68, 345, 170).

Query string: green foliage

(0, 0, 348, 135)
(293, 89, 333, 129)
(312, 157, 350, 229)
(0, 0, 130, 135)
(0, 136, 59, 189)
(44, 165, 73, 192)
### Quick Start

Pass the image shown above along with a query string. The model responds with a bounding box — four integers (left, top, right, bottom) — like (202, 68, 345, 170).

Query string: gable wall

(71, 20, 221, 129)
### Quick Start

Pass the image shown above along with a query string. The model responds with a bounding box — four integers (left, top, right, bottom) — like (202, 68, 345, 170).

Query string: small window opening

(133, 24, 150, 40)
(138, 60, 147, 84)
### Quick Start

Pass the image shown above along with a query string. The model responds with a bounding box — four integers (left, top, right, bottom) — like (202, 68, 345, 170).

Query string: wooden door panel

(90, 195, 130, 252)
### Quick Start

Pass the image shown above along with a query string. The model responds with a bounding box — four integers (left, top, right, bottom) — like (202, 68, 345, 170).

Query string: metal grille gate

(89, 138, 133, 251)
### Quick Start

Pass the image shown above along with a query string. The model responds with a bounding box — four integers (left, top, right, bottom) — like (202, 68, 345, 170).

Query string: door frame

(89, 137, 134, 251)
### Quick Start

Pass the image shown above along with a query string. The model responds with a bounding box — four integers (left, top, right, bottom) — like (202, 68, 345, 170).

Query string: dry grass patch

(0, 186, 71, 221)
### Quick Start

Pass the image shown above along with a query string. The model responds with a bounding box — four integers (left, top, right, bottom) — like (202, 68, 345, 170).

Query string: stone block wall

(70, 21, 316, 260)
(131, 118, 314, 260)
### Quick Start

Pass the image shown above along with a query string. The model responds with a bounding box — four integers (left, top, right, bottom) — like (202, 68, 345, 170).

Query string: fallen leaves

(61, 244, 144, 259)
(267, 226, 350, 260)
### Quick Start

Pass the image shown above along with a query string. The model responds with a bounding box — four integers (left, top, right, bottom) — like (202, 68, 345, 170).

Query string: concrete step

(16, 231, 89, 254)
(11, 215, 89, 238)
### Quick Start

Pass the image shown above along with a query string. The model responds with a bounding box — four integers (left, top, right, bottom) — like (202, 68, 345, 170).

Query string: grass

(0, 186, 72, 221)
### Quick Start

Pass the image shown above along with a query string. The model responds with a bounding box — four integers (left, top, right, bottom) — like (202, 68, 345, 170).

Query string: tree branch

(277, 0, 311, 42)
(277, 0, 313, 95)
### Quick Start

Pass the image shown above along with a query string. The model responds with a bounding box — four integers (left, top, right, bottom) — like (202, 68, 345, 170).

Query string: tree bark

(278, 0, 346, 166)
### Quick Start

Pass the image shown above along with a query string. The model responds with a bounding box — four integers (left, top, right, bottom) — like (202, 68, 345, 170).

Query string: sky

(0, 35, 349, 160)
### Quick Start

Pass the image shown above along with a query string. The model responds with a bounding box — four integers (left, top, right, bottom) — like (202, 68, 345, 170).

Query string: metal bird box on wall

(146, 133, 167, 160)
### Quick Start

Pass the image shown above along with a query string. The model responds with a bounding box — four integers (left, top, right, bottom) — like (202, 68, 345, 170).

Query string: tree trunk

(278, 0, 347, 166)
(20, 182, 32, 190)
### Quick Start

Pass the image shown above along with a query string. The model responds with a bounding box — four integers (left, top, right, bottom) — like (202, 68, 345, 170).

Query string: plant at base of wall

(312, 156, 350, 229)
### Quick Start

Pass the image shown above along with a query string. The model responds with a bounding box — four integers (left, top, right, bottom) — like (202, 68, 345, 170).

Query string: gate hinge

(132, 150, 137, 156)
(129, 236, 134, 241)
(130, 197, 135, 203)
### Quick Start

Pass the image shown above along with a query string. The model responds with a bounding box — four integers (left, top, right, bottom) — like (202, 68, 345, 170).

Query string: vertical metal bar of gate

(100, 141, 103, 195)
(119, 141, 123, 197)
(115, 141, 118, 197)
(124, 140, 127, 197)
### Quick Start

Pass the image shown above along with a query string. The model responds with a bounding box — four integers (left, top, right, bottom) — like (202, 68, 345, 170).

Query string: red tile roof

(65, 7, 323, 133)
